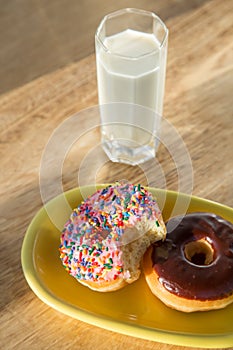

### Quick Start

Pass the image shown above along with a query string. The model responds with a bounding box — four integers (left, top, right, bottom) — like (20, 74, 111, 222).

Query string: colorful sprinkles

(59, 183, 162, 283)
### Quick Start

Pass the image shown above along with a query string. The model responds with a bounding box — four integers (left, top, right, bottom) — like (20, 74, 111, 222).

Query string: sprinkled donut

(59, 183, 166, 291)
(143, 212, 233, 312)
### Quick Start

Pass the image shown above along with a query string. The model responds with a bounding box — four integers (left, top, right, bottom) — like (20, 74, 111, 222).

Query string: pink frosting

(59, 183, 162, 283)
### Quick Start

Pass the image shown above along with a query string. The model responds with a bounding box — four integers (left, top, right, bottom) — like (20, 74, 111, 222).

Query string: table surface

(1, 1, 233, 349)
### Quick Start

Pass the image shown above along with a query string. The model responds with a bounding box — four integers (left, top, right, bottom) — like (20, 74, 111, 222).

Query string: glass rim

(95, 8, 168, 60)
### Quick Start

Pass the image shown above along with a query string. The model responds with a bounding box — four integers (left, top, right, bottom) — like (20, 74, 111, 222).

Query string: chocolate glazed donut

(143, 212, 233, 312)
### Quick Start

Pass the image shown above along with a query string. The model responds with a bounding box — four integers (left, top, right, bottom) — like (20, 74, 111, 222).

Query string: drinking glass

(95, 8, 168, 165)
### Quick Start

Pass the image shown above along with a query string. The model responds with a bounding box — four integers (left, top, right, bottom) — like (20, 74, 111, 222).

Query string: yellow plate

(21, 186, 233, 348)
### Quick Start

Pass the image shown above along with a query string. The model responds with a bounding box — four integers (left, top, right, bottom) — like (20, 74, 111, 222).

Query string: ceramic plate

(21, 186, 233, 348)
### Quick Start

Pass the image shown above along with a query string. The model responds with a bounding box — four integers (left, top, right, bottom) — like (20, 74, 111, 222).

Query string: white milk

(97, 29, 164, 111)
(96, 28, 167, 161)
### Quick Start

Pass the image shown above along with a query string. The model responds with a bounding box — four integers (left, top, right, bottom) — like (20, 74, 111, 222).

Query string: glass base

(102, 138, 158, 166)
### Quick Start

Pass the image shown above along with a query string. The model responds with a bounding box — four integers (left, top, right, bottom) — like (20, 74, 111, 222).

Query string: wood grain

(0, 0, 210, 95)
(0, 0, 233, 349)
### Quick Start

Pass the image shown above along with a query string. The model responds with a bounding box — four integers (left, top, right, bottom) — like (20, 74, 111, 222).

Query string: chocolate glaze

(152, 212, 233, 301)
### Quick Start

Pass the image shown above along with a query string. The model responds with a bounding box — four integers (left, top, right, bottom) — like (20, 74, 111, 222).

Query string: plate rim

(21, 185, 233, 348)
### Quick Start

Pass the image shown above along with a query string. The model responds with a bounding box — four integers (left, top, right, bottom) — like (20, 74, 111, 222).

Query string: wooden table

(1, 1, 232, 349)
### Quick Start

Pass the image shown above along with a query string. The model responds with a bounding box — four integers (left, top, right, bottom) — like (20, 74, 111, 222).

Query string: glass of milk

(95, 8, 168, 165)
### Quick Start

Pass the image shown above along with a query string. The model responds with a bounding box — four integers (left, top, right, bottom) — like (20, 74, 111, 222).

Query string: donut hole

(184, 239, 214, 266)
